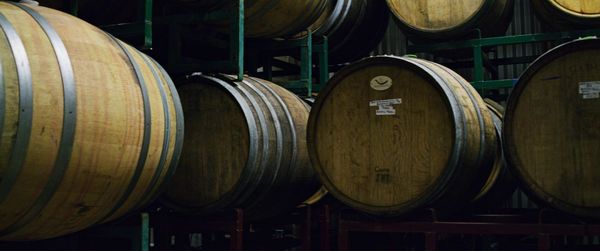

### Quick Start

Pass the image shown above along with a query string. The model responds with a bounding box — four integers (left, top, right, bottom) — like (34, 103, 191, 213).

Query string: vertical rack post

(425, 232, 437, 251)
(302, 205, 312, 251)
(69, 0, 78, 16)
(140, 213, 150, 251)
(231, 209, 244, 251)
(320, 205, 331, 251)
(315, 36, 329, 91)
(231, 0, 244, 81)
(141, 0, 153, 49)
(472, 42, 484, 92)
(300, 30, 313, 97)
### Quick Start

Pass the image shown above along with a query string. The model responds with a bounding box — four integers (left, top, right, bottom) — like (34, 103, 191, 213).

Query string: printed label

(370, 98, 402, 116)
(370, 76, 393, 91)
(583, 93, 600, 99)
(579, 82, 600, 99)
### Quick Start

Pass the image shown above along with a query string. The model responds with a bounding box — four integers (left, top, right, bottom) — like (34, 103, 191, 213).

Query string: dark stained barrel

(504, 38, 600, 218)
(386, 0, 514, 41)
(0, 2, 183, 240)
(471, 99, 516, 207)
(532, 0, 600, 30)
(298, 0, 390, 64)
(307, 56, 497, 216)
(175, 0, 331, 38)
(162, 74, 319, 219)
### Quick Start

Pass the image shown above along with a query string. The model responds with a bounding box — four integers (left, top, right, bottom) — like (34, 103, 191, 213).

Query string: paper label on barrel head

(579, 81, 600, 99)
(583, 93, 600, 99)
(370, 98, 402, 116)
(370, 75, 393, 91)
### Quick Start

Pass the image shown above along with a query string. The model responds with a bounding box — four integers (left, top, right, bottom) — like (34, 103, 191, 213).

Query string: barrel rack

(150, 206, 314, 251)
(316, 205, 600, 251)
(157, 0, 329, 97)
(66, 0, 329, 97)
(0, 212, 151, 251)
(407, 28, 600, 94)
(68, 0, 154, 50)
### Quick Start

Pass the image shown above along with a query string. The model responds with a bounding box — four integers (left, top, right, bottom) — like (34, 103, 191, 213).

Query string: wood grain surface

(551, 0, 600, 16)
(0, 3, 183, 240)
(191, 0, 330, 38)
(532, 0, 600, 29)
(308, 56, 496, 215)
(504, 38, 600, 218)
(471, 99, 516, 206)
(163, 75, 319, 220)
(386, 0, 514, 39)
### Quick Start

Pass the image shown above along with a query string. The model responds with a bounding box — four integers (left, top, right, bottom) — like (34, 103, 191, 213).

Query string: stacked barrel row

(386, 0, 600, 42)
(307, 38, 600, 218)
(2, 0, 600, 243)
(165, 0, 390, 64)
(35, 0, 600, 62)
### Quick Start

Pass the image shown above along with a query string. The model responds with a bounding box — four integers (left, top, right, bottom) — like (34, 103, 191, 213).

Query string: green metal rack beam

(164, 0, 244, 81)
(70, 0, 328, 95)
(314, 36, 329, 92)
(407, 29, 600, 91)
(70, 0, 153, 49)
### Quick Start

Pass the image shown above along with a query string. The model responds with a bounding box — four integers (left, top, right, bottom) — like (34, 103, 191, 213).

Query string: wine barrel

(162, 74, 319, 219)
(0, 2, 183, 241)
(301, 0, 390, 64)
(307, 56, 496, 216)
(504, 38, 600, 218)
(532, 0, 600, 29)
(386, 0, 514, 41)
(471, 99, 516, 207)
(181, 0, 331, 38)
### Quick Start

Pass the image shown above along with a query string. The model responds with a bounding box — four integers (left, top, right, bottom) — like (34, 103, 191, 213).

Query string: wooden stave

(0, 3, 183, 241)
(503, 38, 600, 218)
(162, 74, 319, 220)
(326, 0, 389, 64)
(307, 56, 496, 216)
(531, 0, 600, 30)
(386, 0, 514, 41)
(471, 99, 517, 207)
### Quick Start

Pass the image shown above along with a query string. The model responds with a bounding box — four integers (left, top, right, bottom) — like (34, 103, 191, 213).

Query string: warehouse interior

(0, 0, 599, 250)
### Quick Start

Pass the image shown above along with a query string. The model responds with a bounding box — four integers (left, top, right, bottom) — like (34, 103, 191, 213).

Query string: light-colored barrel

(307, 56, 497, 215)
(504, 38, 600, 218)
(162, 74, 319, 219)
(532, 0, 600, 29)
(386, 0, 514, 40)
(0, 2, 183, 240)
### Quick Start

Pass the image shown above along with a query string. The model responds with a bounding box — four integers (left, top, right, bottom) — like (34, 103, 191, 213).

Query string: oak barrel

(0, 2, 183, 240)
(307, 56, 497, 215)
(36, 0, 138, 25)
(297, 0, 389, 64)
(162, 74, 319, 219)
(532, 0, 600, 29)
(386, 0, 514, 40)
(504, 38, 600, 218)
(182, 0, 331, 38)
(472, 99, 516, 207)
